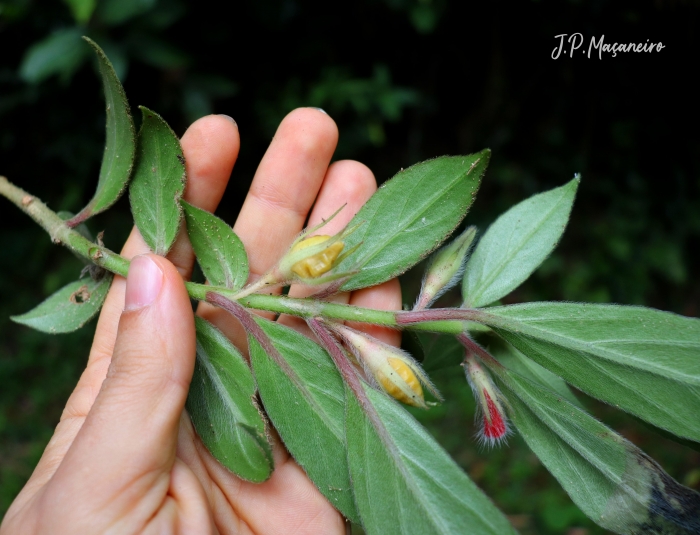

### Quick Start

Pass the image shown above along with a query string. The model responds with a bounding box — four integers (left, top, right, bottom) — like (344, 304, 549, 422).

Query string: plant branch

(1, 175, 482, 335)
(0, 176, 130, 277)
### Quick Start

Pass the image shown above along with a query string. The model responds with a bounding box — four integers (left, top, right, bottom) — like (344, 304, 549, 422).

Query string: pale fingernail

(309, 107, 327, 115)
(125, 255, 163, 310)
(218, 114, 237, 126)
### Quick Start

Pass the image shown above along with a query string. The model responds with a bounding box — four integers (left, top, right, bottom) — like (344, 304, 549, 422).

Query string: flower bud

(330, 324, 441, 408)
(415, 226, 476, 310)
(290, 235, 345, 278)
(464, 354, 510, 447)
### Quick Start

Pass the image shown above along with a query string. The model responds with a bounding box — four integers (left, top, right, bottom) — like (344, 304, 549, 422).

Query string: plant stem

(0, 176, 130, 276)
(1, 175, 481, 335)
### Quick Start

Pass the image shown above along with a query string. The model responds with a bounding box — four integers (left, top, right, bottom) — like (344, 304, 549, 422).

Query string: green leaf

(182, 201, 249, 290)
(478, 302, 700, 442)
(19, 28, 89, 84)
(247, 318, 359, 523)
(96, 0, 156, 24)
(63, 0, 97, 24)
(11, 274, 113, 333)
(69, 37, 136, 226)
(345, 382, 516, 535)
(129, 106, 186, 255)
(186, 318, 273, 482)
(490, 364, 700, 534)
(338, 151, 489, 291)
(494, 343, 582, 408)
(462, 177, 579, 307)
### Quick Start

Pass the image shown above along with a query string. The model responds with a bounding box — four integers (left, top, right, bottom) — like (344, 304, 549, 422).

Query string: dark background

(1, 0, 699, 532)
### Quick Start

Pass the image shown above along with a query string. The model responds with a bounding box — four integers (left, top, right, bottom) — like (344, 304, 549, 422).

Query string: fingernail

(218, 114, 237, 125)
(125, 255, 163, 310)
(309, 107, 327, 115)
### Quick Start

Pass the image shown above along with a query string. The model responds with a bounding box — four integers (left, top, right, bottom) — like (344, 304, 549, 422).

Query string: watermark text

(552, 33, 665, 60)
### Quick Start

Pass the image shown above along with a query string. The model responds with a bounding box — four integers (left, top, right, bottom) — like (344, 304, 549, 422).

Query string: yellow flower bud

(377, 357, 424, 407)
(329, 324, 442, 408)
(290, 235, 345, 278)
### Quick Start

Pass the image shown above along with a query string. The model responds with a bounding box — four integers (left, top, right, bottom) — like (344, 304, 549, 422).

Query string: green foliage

(490, 362, 700, 533)
(182, 201, 249, 290)
(11, 274, 112, 333)
(62, 0, 96, 24)
(462, 177, 579, 308)
(339, 151, 488, 291)
(247, 317, 359, 523)
(2, 6, 700, 532)
(129, 106, 185, 255)
(481, 302, 700, 442)
(68, 38, 135, 226)
(186, 318, 273, 483)
(19, 28, 89, 84)
(345, 382, 516, 534)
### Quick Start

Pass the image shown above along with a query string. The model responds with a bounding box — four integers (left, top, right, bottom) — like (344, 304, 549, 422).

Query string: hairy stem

(1, 175, 483, 335)
(0, 176, 130, 276)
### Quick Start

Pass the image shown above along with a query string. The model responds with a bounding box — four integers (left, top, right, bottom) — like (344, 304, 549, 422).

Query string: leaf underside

(491, 362, 700, 534)
(186, 317, 273, 483)
(482, 302, 700, 442)
(345, 382, 516, 535)
(247, 318, 360, 523)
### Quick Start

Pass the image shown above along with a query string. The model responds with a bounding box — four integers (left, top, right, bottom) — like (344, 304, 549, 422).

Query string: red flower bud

(464, 354, 510, 447)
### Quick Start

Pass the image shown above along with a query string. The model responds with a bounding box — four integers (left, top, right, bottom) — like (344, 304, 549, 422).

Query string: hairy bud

(415, 226, 476, 310)
(464, 353, 510, 447)
(330, 323, 441, 408)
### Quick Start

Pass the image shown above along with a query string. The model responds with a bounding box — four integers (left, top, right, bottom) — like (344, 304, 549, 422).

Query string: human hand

(0, 109, 401, 534)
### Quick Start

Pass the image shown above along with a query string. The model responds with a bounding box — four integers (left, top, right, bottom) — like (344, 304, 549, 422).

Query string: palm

(1, 110, 400, 535)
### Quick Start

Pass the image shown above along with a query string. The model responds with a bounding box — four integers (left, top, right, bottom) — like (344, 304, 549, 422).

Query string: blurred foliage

(1, 0, 699, 531)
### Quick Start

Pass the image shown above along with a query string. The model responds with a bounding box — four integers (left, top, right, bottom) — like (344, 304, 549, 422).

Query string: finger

(145, 459, 215, 535)
(47, 255, 195, 525)
(233, 108, 338, 276)
(191, 431, 345, 535)
(167, 114, 241, 281)
(299, 161, 401, 346)
(62, 115, 239, 420)
(198, 108, 338, 339)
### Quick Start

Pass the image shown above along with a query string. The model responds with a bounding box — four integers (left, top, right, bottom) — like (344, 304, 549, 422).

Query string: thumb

(53, 254, 196, 507)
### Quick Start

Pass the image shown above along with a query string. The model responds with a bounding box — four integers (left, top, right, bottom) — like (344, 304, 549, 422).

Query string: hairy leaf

(182, 201, 248, 290)
(247, 318, 359, 522)
(338, 152, 489, 291)
(68, 38, 136, 226)
(186, 318, 272, 482)
(478, 302, 700, 442)
(345, 382, 516, 535)
(495, 343, 581, 408)
(490, 364, 700, 534)
(462, 177, 579, 307)
(129, 106, 186, 255)
(11, 274, 112, 333)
